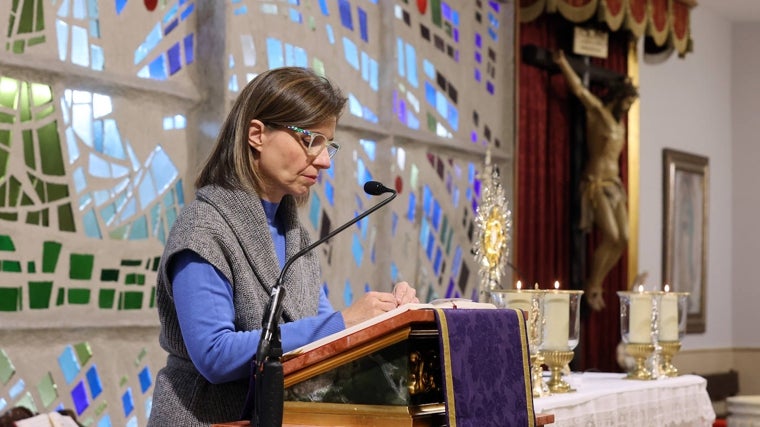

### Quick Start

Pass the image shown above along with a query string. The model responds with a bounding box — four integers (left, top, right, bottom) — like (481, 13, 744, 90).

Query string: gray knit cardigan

(147, 185, 322, 427)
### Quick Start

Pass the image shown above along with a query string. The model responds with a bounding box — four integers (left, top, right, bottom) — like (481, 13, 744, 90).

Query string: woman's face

(249, 117, 336, 202)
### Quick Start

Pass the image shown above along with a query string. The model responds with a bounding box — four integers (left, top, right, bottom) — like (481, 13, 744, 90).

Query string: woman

(148, 67, 418, 426)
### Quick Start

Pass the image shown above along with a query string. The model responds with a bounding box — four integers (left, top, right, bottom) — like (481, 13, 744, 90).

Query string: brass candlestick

(530, 352, 549, 397)
(625, 343, 655, 380)
(660, 340, 681, 377)
(542, 350, 575, 393)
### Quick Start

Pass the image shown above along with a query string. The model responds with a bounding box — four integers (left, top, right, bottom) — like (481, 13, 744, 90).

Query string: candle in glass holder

(629, 286, 653, 344)
(503, 281, 531, 312)
(543, 281, 569, 350)
(659, 285, 679, 342)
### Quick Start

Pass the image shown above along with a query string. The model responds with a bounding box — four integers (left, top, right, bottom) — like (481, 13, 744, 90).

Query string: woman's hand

(392, 281, 419, 306)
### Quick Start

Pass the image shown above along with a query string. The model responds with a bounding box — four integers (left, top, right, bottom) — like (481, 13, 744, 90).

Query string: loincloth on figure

(580, 175, 626, 231)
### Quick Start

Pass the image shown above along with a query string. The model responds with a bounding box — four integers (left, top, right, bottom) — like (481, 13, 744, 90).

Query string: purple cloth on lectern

(434, 308, 535, 427)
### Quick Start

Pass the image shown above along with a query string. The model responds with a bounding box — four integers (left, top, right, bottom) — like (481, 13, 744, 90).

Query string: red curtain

(517, 14, 630, 372)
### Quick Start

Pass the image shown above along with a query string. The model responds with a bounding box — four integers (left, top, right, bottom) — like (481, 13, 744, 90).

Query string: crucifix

(522, 44, 638, 312)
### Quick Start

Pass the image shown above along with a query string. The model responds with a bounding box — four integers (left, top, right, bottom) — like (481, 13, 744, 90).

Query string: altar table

(533, 372, 716, 426)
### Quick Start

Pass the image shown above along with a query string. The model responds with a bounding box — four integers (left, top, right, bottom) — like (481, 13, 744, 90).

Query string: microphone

(248, 181, 397, 427)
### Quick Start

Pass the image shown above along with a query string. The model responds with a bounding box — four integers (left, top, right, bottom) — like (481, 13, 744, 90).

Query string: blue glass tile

(326, 24, 335, 44)
(442, 2, 451, 20)
(358, 7, 368, 41)
(138, 366, 152, 394)
(452, 186, 459, 207)
(475, 32, 482, 48)
(343, 280, 353, 306)
(342, 37, 359, 70)
(489, 0, 500, 12)
(396, 38, 405, 77)
(129, 216, 148, 239)
(294, 46, 307, 67)
(148, 56, 167, 80)
(475, 51, 482, 63)
(432, 201, 441, 230)
(486, 81, 494, 94)
(406, 192, 416, 222)
(426, 233, 434, 260)
(351, 234, 363, 266)
(423, 59, 435, 79)
(447, 104, 459, 131)
(369, 57, 378, 91)
(150, 148, 178, 193)
(91, 45, 104, 70)
(359, 139, 376, 161)
(338, 0, 353, 30)
(419, 218, 429, 246)
(168, 42, 182, 75)
(453, 28, 459, 43)
(56, 20, 68, 61)
(115, 0, 127, 14)
(8, 379, 24, 399)
(433, 247, 442, 275)
(181, 3, 195, 20)
(361, 51, 369, 83)
(121, 388, 134, 417)
(71, 26, 89, 67)
(308, 192, 320, 230)
(71, 380, 89, 415)
(126, 416, 137, 427)
(324, 180, 334, 206)
(85, 365, 103, 400)
(0, 398, 6, 412)
(423, 185, 432, 216)
(404, 43, 417, 87)
(424, 82, 436, 107)
(58, 346, 81, 385)
(318, 0, 329, 15)
(445, 278, 455, 298)
(164, 17, 178, 36)
(97, 414, 112, 427)
(162, 3, 179, 24)
(435, 91, 447, 119)
(184, 34, 194, 65)
(488, 27, 497, 41)
(83, 209, 102, 238)
(73, 0, 86, 20)
(266, 38, 284, 69)
(233, 5, 247, 15)
(390, 262, 399, 282)
(452, 9, 460, 25)
(288, 8, 302, 23)
(145, 396, 152, 418)
(104, 120, 125, 159)
(362, 106, 378, 123)
(474, 68, 481, 82)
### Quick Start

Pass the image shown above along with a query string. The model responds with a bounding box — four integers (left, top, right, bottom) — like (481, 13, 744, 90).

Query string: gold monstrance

(473, 149, 512, 301)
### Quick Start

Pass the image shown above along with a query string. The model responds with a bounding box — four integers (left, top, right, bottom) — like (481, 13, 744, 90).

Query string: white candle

(543, 283, 569, 350)
(504, 291, 531, 313)
(629, 290, 653, 344)
(659, 286, 679, 342)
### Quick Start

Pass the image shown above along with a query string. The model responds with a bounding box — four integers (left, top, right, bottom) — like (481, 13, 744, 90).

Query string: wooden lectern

(214, 307, 553, 427)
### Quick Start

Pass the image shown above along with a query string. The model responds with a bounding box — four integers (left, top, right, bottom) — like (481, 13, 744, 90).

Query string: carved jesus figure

(554, 50, 639, 311)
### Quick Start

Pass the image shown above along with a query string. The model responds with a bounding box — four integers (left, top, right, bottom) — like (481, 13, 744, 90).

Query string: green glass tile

(135, 348, 148, 365)
(28, 281, 53, 309)
(42, 241, 62, 273)
(27, 261, 35, 273)
(426, 113, 437, 133)
(8, 176, 22, 207)
(79, 416, 94, 427)
(0, 148, 8, 175)
(125, 273, 136, 285)
(58, 202, 76, 232)
(137, 274, 145, 285)
(0, 349, 16, 385)
(67, 288, 91, 304)
(0, 235, 14, 251)
(98, 289, 115, 309)
(2, 260, 21, 272)
(100, 269, 119, 282)
(31, 83, 52, 106)
(56, 287, 64, 305)
(39, 122, 64, 176)
(36, 372, 58, 408)
(0, 77, 18, 108)
(120, 259, 142, 267)
(14, 392, 37, 413)
(69, 253, 94, 280)
(151, 257, 160, 271)
(431, 0, 442, 27)
(149, 286, 156, 308)
(47, 182, 69, 201)
(0, 287, 21, 311)
(94, 401, 108, 416)
(74, 342, 92, 366)
(22, 129, 34, 167)
(37, 103, 54, 119)
(119, 291, 143, 310)
(12, 40, 25, 54)
(25, 210, 40, 225)
(19, 82, 31, 121)
(119, 375, 128, 387)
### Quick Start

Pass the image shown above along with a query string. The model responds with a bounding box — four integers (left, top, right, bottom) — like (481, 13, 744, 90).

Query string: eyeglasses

(283, 125, 340, 159)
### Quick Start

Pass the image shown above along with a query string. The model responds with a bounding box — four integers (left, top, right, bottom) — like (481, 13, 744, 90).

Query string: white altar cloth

(533, 372, 716, 426)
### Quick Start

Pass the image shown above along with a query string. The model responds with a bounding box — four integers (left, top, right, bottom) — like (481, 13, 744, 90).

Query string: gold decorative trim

(435, 309, 458, 427)
(627, 39, 640, 288)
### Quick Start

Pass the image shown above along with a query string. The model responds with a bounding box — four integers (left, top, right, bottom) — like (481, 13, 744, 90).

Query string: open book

(283, 298, 495, 358)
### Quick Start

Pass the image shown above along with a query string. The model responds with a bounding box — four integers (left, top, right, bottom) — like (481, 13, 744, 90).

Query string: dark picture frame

(662, 148, 709, 333)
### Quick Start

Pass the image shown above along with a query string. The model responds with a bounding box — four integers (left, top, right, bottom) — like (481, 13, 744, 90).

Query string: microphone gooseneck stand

(250, 181, 396, 427)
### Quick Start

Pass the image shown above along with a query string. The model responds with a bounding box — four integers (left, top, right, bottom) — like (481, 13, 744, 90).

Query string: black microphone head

(363, 181, 394, 196)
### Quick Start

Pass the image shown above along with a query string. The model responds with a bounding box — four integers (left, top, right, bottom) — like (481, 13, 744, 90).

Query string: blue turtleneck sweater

(170, 199, 344, 384)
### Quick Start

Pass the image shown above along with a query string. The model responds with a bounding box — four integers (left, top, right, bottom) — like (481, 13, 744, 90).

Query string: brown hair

(195, 67, 347, 196)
